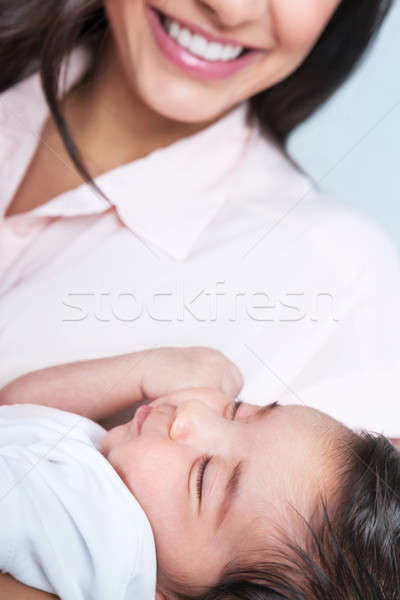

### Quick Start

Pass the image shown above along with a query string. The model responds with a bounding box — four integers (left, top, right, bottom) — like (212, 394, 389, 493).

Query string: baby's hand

(140, 347, 243, 402)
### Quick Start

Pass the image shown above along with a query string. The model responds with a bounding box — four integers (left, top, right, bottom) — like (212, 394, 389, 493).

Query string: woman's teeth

(162, 16, 245, 62)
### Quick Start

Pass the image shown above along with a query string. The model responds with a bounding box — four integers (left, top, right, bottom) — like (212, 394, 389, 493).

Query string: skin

(63, 0, 341, 169)
(102, 388, 351, 598)
(0, 575, 58, 600)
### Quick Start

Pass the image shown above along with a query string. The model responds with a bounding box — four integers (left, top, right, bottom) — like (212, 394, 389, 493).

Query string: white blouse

(1, 46, 399, 435)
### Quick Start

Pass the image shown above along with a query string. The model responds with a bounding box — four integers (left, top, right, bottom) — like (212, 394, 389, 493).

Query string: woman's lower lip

(133, 405, 152, 434)
(146, 6, 263, 81)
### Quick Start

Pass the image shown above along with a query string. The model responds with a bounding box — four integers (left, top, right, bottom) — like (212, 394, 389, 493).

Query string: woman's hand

(140, 347, 243, 401)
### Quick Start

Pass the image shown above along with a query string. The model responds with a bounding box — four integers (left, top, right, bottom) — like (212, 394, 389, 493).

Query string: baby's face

(102, 389, 349, 595)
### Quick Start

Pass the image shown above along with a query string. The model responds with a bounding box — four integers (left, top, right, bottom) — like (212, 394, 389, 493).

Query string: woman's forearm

(0, 350, 153, 421)
(0, 574, 58, 599)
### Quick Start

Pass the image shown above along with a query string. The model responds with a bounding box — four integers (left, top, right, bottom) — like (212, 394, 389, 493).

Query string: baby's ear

(155, 591, 167, 600)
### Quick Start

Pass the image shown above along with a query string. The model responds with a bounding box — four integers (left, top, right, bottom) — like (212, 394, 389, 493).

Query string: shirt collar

(0, 46, 255, 260)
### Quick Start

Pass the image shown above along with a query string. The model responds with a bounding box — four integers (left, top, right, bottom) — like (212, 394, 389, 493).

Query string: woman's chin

(134, 63, 233, 124)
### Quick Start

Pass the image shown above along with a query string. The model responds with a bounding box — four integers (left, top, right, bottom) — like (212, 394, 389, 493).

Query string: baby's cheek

(118, 439, 178, 504)
(102, 423, 129, 456)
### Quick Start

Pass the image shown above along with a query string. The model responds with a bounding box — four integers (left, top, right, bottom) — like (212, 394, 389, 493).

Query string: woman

(0, 0, 399, 596)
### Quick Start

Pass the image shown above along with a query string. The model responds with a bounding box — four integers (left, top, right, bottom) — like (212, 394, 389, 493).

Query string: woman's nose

(197, 0, 267, 28)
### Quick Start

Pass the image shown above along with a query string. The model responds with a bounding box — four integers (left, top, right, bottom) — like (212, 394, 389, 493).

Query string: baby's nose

(169, 399, 210, 441)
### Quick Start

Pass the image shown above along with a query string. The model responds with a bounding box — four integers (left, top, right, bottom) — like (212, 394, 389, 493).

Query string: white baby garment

(0, 404, 156, 600)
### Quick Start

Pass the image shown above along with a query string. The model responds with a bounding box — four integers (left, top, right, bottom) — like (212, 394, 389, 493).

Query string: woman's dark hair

(0, 0, 394, 202)
(168, 432, 400, 600)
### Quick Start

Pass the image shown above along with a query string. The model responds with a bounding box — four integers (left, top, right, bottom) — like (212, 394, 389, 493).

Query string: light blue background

(288, 1, 399, 249)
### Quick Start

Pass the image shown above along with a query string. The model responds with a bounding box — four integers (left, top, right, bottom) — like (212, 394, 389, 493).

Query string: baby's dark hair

(168, 432, 400, 600)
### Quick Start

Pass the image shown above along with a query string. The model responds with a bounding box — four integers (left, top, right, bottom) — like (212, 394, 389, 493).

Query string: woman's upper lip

(151, 4, 265, 51)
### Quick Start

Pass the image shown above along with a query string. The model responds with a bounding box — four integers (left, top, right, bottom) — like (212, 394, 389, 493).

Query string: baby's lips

(135, 405, 153, 434)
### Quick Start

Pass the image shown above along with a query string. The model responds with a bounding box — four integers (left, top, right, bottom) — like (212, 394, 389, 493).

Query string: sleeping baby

(0, 347, 399, 600)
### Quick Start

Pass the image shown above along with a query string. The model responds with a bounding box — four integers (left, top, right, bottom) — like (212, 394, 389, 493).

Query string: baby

(1, 347, 399, 600)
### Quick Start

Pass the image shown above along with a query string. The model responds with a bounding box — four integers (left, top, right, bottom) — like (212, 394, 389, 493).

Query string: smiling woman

(0, 0, 393, 192)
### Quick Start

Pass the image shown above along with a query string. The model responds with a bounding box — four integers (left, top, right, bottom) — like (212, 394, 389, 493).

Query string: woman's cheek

(271, 0, 340, 51)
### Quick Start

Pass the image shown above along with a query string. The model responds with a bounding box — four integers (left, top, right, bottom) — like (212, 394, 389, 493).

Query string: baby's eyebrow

(248, 400, 280, 421)
(215, 459, 244, 531)
(215, 401, 279, 529)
